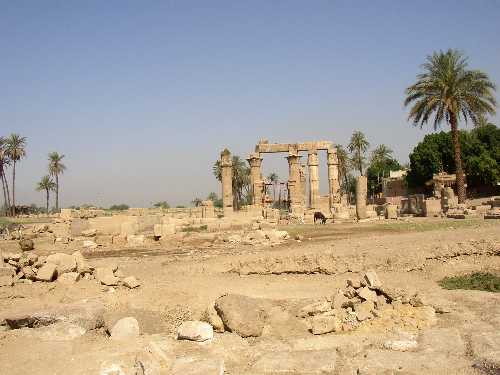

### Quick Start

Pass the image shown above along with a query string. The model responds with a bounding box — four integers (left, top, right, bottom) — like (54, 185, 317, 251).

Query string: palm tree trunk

(46, 189, 49, 215)
(3, 173, 11, 216)
(11, 161, 16, 216)
(450, 113, 466, 203)
(55, 174, 59, 211)
(1, 169, 8, 215)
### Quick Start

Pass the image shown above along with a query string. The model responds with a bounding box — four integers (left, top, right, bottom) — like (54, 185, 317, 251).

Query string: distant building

(382, 170, 407, 197)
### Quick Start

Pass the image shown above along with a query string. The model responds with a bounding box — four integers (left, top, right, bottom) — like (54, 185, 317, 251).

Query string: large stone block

(253, 350, 336, 374)
(423, 199, 442, 217)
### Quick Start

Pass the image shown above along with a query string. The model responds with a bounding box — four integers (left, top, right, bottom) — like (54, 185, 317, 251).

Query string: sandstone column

(247, 152, 264, 206)
(286, 149, 302, 214)
(220, 149, 233, 216)
(327, 149, 341, 210)
(355, 175, 367, 219)
(307, 151, 320, 209)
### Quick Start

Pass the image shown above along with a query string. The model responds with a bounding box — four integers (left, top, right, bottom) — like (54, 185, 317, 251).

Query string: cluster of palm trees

(36, 152, 66, 214)
(0, 134, 27, 216)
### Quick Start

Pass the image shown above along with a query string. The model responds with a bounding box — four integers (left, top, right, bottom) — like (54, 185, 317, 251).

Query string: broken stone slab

(110, 317, 140, 340)
(177, 321, 214, 342)
(21, 266, 36, 280)
(81, 229, 97, 237)
(82, 240, 98, 249)
(332, 290, 349, 310)
(214, 294, 268, 337)
(298, 300, 332, 317)
(46, 253, 77, 274)
(355, 301, 374, 321)
(311, 315, 342, 335)
(122, 276, 140, 289)
(58, 272, 80, 285)
(2, 299, 105, 330)
(363, 270, 382, 288)
(72, 251, 92, 274)
(95, 267, 119, 286)
(36, 263, 58, 282)
(171, 358, 225, 375)
(253, 350, 336, 374)
(357, 287, 378, 302)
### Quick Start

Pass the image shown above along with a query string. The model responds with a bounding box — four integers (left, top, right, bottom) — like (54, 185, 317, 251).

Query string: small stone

(363, 270, 382, 288)
(332, 290, 349, 309)
(36, 263, 58, 282)
(357, 287, 378, 302)
(110, 317, 140, 339)
(347, 278, 362, 289)
(311, 315, 342, 335)
(177, 321, 214, 342)
(409, 293, 426, 307)
(19, 239, 34, 251)
(95, 267, 119, 286)
(298, 301, 332, 317)
(21, 266, 36, 280)
(122, 276, 140, 289)
(355, 301, 374, 321)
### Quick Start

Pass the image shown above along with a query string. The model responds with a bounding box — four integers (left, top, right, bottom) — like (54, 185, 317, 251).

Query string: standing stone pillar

(247, 152, 263, 206)
(356, 175, 368, 219)
(286, 149, 302, 214)
(220, 149, 234, 216)
(327, 149, 341, 210)
(307, 151, 320, 209)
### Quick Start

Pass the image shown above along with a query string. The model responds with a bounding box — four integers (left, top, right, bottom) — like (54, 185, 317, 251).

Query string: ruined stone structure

(355, 175, 368, 219)
(220, 149, 234, 216)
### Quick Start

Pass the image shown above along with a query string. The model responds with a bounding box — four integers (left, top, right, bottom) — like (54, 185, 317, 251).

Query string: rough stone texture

(46, 253, 77, 274)
(298, 301, 331, 317)
(383, 339, 418, 351)
(355, 301, 374, 321)
(19, 239, 34, 251)
(357, 287, 377, 302)
(2, 300, 105, 330)
(171, 358, 224, 375)
(253, 350, 336, 374)
(385, 204, 398, 219)
(363, 270, 382, 289)
(177, 321, 214, 342)
(0, 275, 14, 287)
(58, 272, 80, 284)
(72, 251, 92, 274)
(202, 305, 225, 333)
(332, 290, 349, 309)
(21, 266, 36, 280)
(122, 276, 140, 289)
(110, 317, 140, 340)
(214, 294, 268, 337)
(95, 267, 119, 286)
(355, 176, 368, 219)
(36, 263, 57, 282)
(470, 330, 500, 371)
(311, 315, 341, 335)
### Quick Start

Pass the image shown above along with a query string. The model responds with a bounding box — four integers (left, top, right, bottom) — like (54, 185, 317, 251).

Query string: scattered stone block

(36, 263, 57, 282)
(357, 287, 378, 302)
(355, 301, 374, 321)
(177, 321, 214, 342)
(298, 300, 332, 317)
(311, 315, 341, 335)
(95, 267, 119, 286)
(202, 305, 224, 333)
(58, 272, 80, 285)
(110, 317, 140, 340)
(253, 350, 336, 374)
(363, 270, 382, 289)
(19, 239, 34, 251)
(122, 276, 140, 289)
(214, 294, 268, 337)
(46, 253, 77, 274)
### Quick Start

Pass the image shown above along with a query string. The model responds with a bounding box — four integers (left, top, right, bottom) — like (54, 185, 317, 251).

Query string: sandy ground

(0, 217, 499, 374)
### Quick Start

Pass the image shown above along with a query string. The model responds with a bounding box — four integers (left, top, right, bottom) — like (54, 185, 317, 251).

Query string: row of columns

(220, 147, 341, 215)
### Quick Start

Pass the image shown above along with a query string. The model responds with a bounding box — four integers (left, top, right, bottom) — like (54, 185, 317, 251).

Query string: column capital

(247, 152, 263, 167)
(220, 148, 232, 167)
(307, 151, 319, 166)
(327, 150, 339, 165)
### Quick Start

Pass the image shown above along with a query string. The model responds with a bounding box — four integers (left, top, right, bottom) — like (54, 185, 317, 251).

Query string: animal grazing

(314, 211, 327, 224)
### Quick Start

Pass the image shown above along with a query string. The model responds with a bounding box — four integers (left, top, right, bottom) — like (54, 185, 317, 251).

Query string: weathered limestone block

(177, 321, 214, 342)
(110, 317, 140, 340)
(385, 204, 398, 219)
(423, 199, 442, 217)
(311, 315, 341, 335)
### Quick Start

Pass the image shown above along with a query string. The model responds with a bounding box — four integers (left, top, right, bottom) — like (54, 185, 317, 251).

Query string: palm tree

(0, 137, 12, 215)
(370, 144, 393, 164)
(36, 175, 56, 214)
(336, 144, 352, 203)
(48, 152, 66, 212)
(191, 197, 202, 207)
(5, 134, 27, 216)
(267, 172, 278, 202)
(404, 49, 496, 203)
(213, 155, 250, 210)
(348, 131, 370, 175)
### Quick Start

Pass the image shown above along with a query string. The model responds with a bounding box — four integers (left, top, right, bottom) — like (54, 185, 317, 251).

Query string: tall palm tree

(213, 155, 250, 210)
(267, 172, 278, 202)
(48, 152, 66, 212)
(36, 175, 56, 214)
(348, 130, 370, 175)
(370, 144, 393, 164)
(5, 134, 27, 216)
(336, 144, 352, 203)
(0, 137, 12, 215)
(404, 49, 496, 203)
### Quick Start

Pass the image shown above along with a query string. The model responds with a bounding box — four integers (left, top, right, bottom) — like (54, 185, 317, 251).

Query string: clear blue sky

(2, 1, 499, 207)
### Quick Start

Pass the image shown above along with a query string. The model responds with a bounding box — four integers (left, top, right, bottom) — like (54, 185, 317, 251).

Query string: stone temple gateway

(221, 140, 343, 217)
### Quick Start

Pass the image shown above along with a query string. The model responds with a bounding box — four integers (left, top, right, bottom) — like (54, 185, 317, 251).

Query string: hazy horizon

(2, 1, 499, 208)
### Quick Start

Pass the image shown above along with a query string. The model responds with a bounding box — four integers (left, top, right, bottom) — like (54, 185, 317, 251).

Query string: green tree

(366, 145, 402, 196)
(0, 137, 12, 215)
(109, 204, 129, 211)
(213, 155, 251, 210)
(404, 49, 496, 203)
(348, 131, 370, 175)
(48, 152, 66, 212)
(207, 192, 223, 208)
(36, 175, 56, 214)
(5, 134, 27, 216)
(336, 144, 353, 203)
(153, 201, 170, 209)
